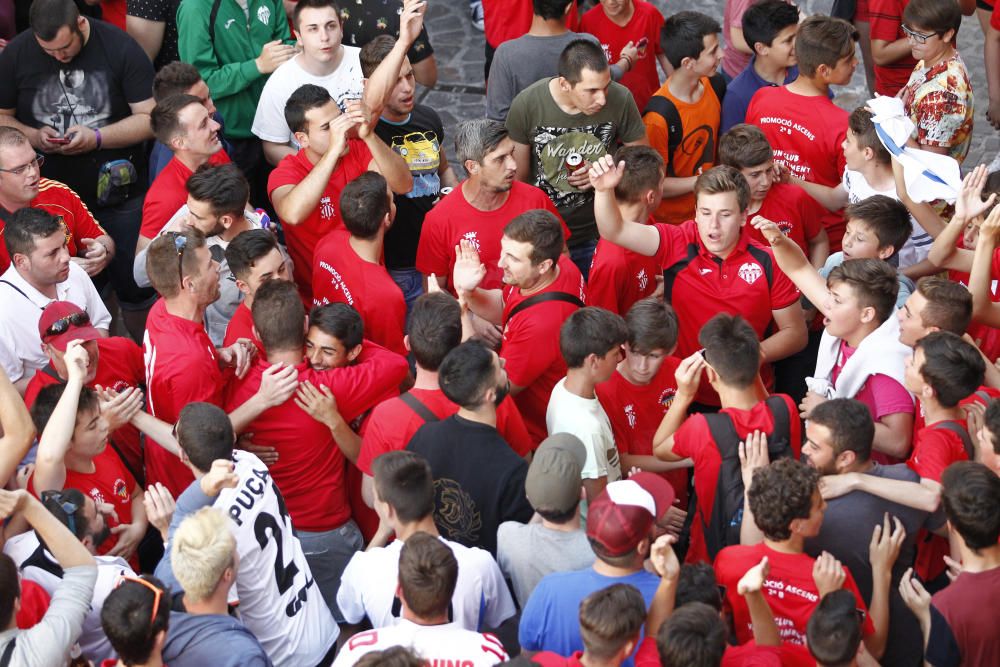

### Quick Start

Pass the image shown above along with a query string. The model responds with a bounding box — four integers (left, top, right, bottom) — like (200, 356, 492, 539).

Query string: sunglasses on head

(45, 311, 90, 337)
(116, 576, 164, 627)
(170, 232, 189, 285)
(40, 490, 82, 535)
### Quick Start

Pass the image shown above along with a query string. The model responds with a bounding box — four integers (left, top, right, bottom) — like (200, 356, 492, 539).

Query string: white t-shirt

(0, 262, 112, 382)
(842, 168, 931, 270)
(251, 48, 365, 146)
(214, 450, 338, 666)
(546, 378, 623, 482)
(4, 531, 133, 664)
(332, 620, 508, 667)
(337, 534, 515, 631)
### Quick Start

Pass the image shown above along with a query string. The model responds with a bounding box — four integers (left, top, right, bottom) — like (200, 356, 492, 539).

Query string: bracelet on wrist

(94, 128, 102, 149)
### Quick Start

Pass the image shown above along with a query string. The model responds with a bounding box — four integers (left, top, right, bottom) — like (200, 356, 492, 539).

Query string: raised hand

(978, 199, 1000, 244)
(737, 556, 770, 596)
(649, 534, 680, 580)
(63, 340, 90, 381)
(256, 40, 297, 74)
(143, 482, 175, 542)
(398, 0, 428, 48)
(739, 430, 769, 490)
(452, 239, 487, 294)
(200, 458, 240, 497)
(588, 155, 625, 193)
(674, 351, 707, 400)
(898, 567, 932, 626)
(751, 215, 785, 246)
(954, 165, 997, 222)
(812, 551, 846, 597)
(95, 385, 144, 432)
(294, 381, 342, 429)
(256, 362, 299, 409)
(869, 513, 906, 574)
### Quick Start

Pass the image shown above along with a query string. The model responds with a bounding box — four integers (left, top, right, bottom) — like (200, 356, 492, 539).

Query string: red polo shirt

(357, 387, 533, 474)
(141, 151, 231, 239)
(0, 178, 108, 271)
(748, 183, 825, 255)
(25, 336, 146, 476)
(416, 181, 567, 295)
(501, 255, 586, 446)
(586, 234, 660, 315)
(267, 140, 373, 301)
(224, 342, 408, 532)
(312, 230, 407, 356)
(653, 221, 800, 405)
(144, 298, 225, 497)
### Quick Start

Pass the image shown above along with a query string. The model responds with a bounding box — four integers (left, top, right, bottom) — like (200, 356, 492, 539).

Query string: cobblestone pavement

(420, 0, 998, 177)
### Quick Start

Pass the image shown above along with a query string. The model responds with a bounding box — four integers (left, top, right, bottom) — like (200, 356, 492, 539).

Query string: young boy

(720, 0, 801, 134)
(653, 313, 802, 563)
(546, 307, 628, 504)
(580, 0, 668, 114)
(643, 11, 724, 225)
(718, 123, 828, 266)
(745, 15, 857, 250)
(596, 298, 687, 506)
(223, 229, 290, 353)
(586, 146, 666, 315)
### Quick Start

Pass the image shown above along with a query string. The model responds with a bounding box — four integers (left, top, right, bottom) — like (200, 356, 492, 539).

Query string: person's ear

(859, 304, 876, 324)
(465, 158, 480, 175)
(220, 213, 237, 230)
(644, 189, 658, 207)
(877, 245, 895, 261)
(153, 628, 168, 651)
(293, 130, 309, 150)
(705, 364, 720, 386)
(537, 257, 555, 275)
(403, 334, 412, 353)
(835, 449, 856, 473)
(252, 324, 260, 341)
(346, 343, 363, 363)
(234, 277, 251, 298)
(942, 28, 956, 44)
(754, 41, 767, 57)
(862, 145, 875, 162)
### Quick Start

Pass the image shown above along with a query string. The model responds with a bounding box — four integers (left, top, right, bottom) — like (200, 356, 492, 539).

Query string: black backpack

(696, 395, 795, 561)
(643, 73, 726, 177)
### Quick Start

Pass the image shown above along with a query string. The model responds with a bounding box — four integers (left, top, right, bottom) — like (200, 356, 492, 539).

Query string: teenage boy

(580, 0, 668, 114)
(222, 229, 290, 351)
(718, 123, 828, 265)
(720, 0, 800, 134)
(595, 298, 686, 504)
(589, 158, 806, 407)
(547, 307, 628, 504)
(586, 146, 665, 316)
(312, 172, 407, 356)
(653, 313, 801, 563)
(745, 15, 857, 250)
(643, 11, 724, 225)
(100, 575, 171, 667)
(753, 219, 915, 459)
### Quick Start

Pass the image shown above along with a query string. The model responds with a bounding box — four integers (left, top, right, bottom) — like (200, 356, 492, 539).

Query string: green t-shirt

(506, 77, 646, 244)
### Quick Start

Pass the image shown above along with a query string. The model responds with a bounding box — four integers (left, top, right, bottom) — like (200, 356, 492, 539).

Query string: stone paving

(419, 0, 998, 177)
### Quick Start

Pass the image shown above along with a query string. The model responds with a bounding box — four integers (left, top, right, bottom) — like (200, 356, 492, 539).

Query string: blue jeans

(569, 239, 598, 283)
(298, 520, 364, 623)
(389, 267, 425, 315)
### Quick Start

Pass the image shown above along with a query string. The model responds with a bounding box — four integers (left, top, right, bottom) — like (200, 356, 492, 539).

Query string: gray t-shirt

(496, 521, 594, 607)
(805, 463, 945, 667)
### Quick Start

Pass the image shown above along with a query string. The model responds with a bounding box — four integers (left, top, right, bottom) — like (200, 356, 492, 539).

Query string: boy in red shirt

(746, 16, 857, 250)
(586, 146, 664, 316)
(869, 0, 918, 96)
(223, 229, 290, 352)
(312, 172, 407, 356)
(580, 0, 667, 114)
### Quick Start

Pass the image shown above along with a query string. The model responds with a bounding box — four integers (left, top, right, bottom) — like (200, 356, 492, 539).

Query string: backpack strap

(503, 291, 583, 327)
(707, 72, 727, 105)
(399, 392, 439, 424)
(0, 638, 15, 667)
(930, 420, 975, 460)
(208, 0, 224, 58)
(763, 395, 791, 450)
(643, 95, 682, 177)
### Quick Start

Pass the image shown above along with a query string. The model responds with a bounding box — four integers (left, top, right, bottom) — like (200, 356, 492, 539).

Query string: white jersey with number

(215, 450, 337, 666)
(332, 620, 508, 667)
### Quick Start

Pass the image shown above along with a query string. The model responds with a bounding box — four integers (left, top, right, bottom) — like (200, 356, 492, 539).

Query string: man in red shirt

(24, 302, 145, 476)
(138, 94, 230, 253)
(223, 229, 290, 352)
(268, 84, 411, 301)
(225, 279, 409, 619)
(0, 127, 114, 275)
(589, 157, 806, 407)
(454, 210, 585, 446)
(313, 172, 406, 355)
(586, 146, 663, 315)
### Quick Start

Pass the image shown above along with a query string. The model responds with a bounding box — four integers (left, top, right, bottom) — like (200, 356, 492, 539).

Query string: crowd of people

(0, 0, 999, 665)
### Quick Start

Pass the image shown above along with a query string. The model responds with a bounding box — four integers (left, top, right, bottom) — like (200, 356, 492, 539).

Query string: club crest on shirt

(257, 5, 271, 24)
(110, 380, 131, 393)
(88, 487, 106, 507)
(624, 404, 637, 429)
(659, 387, 676, 410)
(114, 478, 129, 500)
(636, 268, 649, 291)
(738, 262, 763, 285)
(462, 231, 481, 253)
(319, 196, 334, 220)
(776, 220, 794, 236)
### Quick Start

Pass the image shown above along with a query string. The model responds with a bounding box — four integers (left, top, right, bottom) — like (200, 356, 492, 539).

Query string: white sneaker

(470, 0, 485, 31)
(988, 151, 1000, 174)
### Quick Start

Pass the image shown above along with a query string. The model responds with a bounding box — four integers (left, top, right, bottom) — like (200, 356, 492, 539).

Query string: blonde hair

(171, 508, 236, 602)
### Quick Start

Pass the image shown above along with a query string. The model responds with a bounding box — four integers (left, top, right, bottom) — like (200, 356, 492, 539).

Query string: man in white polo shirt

(0, 207, 110, 392)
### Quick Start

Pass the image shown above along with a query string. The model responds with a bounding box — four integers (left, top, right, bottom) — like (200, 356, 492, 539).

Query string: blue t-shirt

(518, 567, 660, 666)
(721, 57, 798, 135)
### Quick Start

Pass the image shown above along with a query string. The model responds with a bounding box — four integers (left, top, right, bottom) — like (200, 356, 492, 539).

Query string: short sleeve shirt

(868, 0, 918, 96)
(141, 151, 231, 239)
(748, 183, 824, 255)
(585, 236, 660, 314)
(898, 53, 974, 163)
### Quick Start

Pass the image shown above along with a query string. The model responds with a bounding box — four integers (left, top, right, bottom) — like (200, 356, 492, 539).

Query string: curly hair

(747, 459, 820, 541)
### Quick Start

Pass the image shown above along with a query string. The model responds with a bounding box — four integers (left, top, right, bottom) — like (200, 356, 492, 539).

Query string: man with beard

(406, 340, 534, 556)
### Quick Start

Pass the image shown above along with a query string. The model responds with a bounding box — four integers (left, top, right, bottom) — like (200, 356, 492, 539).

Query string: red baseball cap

(39, 302, 101, 352)
(586, 474, 676, 557)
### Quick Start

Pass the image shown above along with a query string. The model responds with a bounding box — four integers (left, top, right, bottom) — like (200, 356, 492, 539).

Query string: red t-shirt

(267, 140, 374, 300)
(749, 183, 825, 255)
(313, 230, 407, 356)
(994, 1, 1000, 30)
(595, 359, 688, 505)
(223, 302, 264, 354)
(140, 151, 231, 239)
(869, 0, 918, 96)
(634, 636, 786, 667)
(746, 86, 849, 250)
(671, 396, 801, 564)
(532, 651, 585, 667)
(652, 222, 800, 405)
(586, 235, 660, 315)
(0, 179, 108, 271)
(143, 298, 225, 497)
(24, 337, 146, 476)
(714, 542, 874, 646)
(483, 0, 579, 48)
(15, 581, 50, 630)
(416, 181, 567, 295)
(501, 255, 586, 446)
(579, 0, 665, 114)
(224, 343, 408, 532)
(357, 387, 533, 474)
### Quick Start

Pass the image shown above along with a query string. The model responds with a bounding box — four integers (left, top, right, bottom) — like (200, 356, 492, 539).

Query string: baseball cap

(525, 433, 587, 513)
(39, 302, 101, 351)
(587, 474, 676, 557)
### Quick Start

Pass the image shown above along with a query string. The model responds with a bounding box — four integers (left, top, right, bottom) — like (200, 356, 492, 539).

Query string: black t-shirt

(0, 19, 154, 204)
(340, 0, 434, 64)
(126, 0, 180, 70)
(406, 414, 533, 556)
(374, 104, 444, 270)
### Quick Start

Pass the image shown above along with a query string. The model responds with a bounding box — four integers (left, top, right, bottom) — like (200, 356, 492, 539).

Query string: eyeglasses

(116, 576, 164, 627)
(0, 154, 45, 177)
(44, 311, 90, 337)
(40, 490, 81, 535)
(901, 24, 938, 44)
(170, 232, 188, 285)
